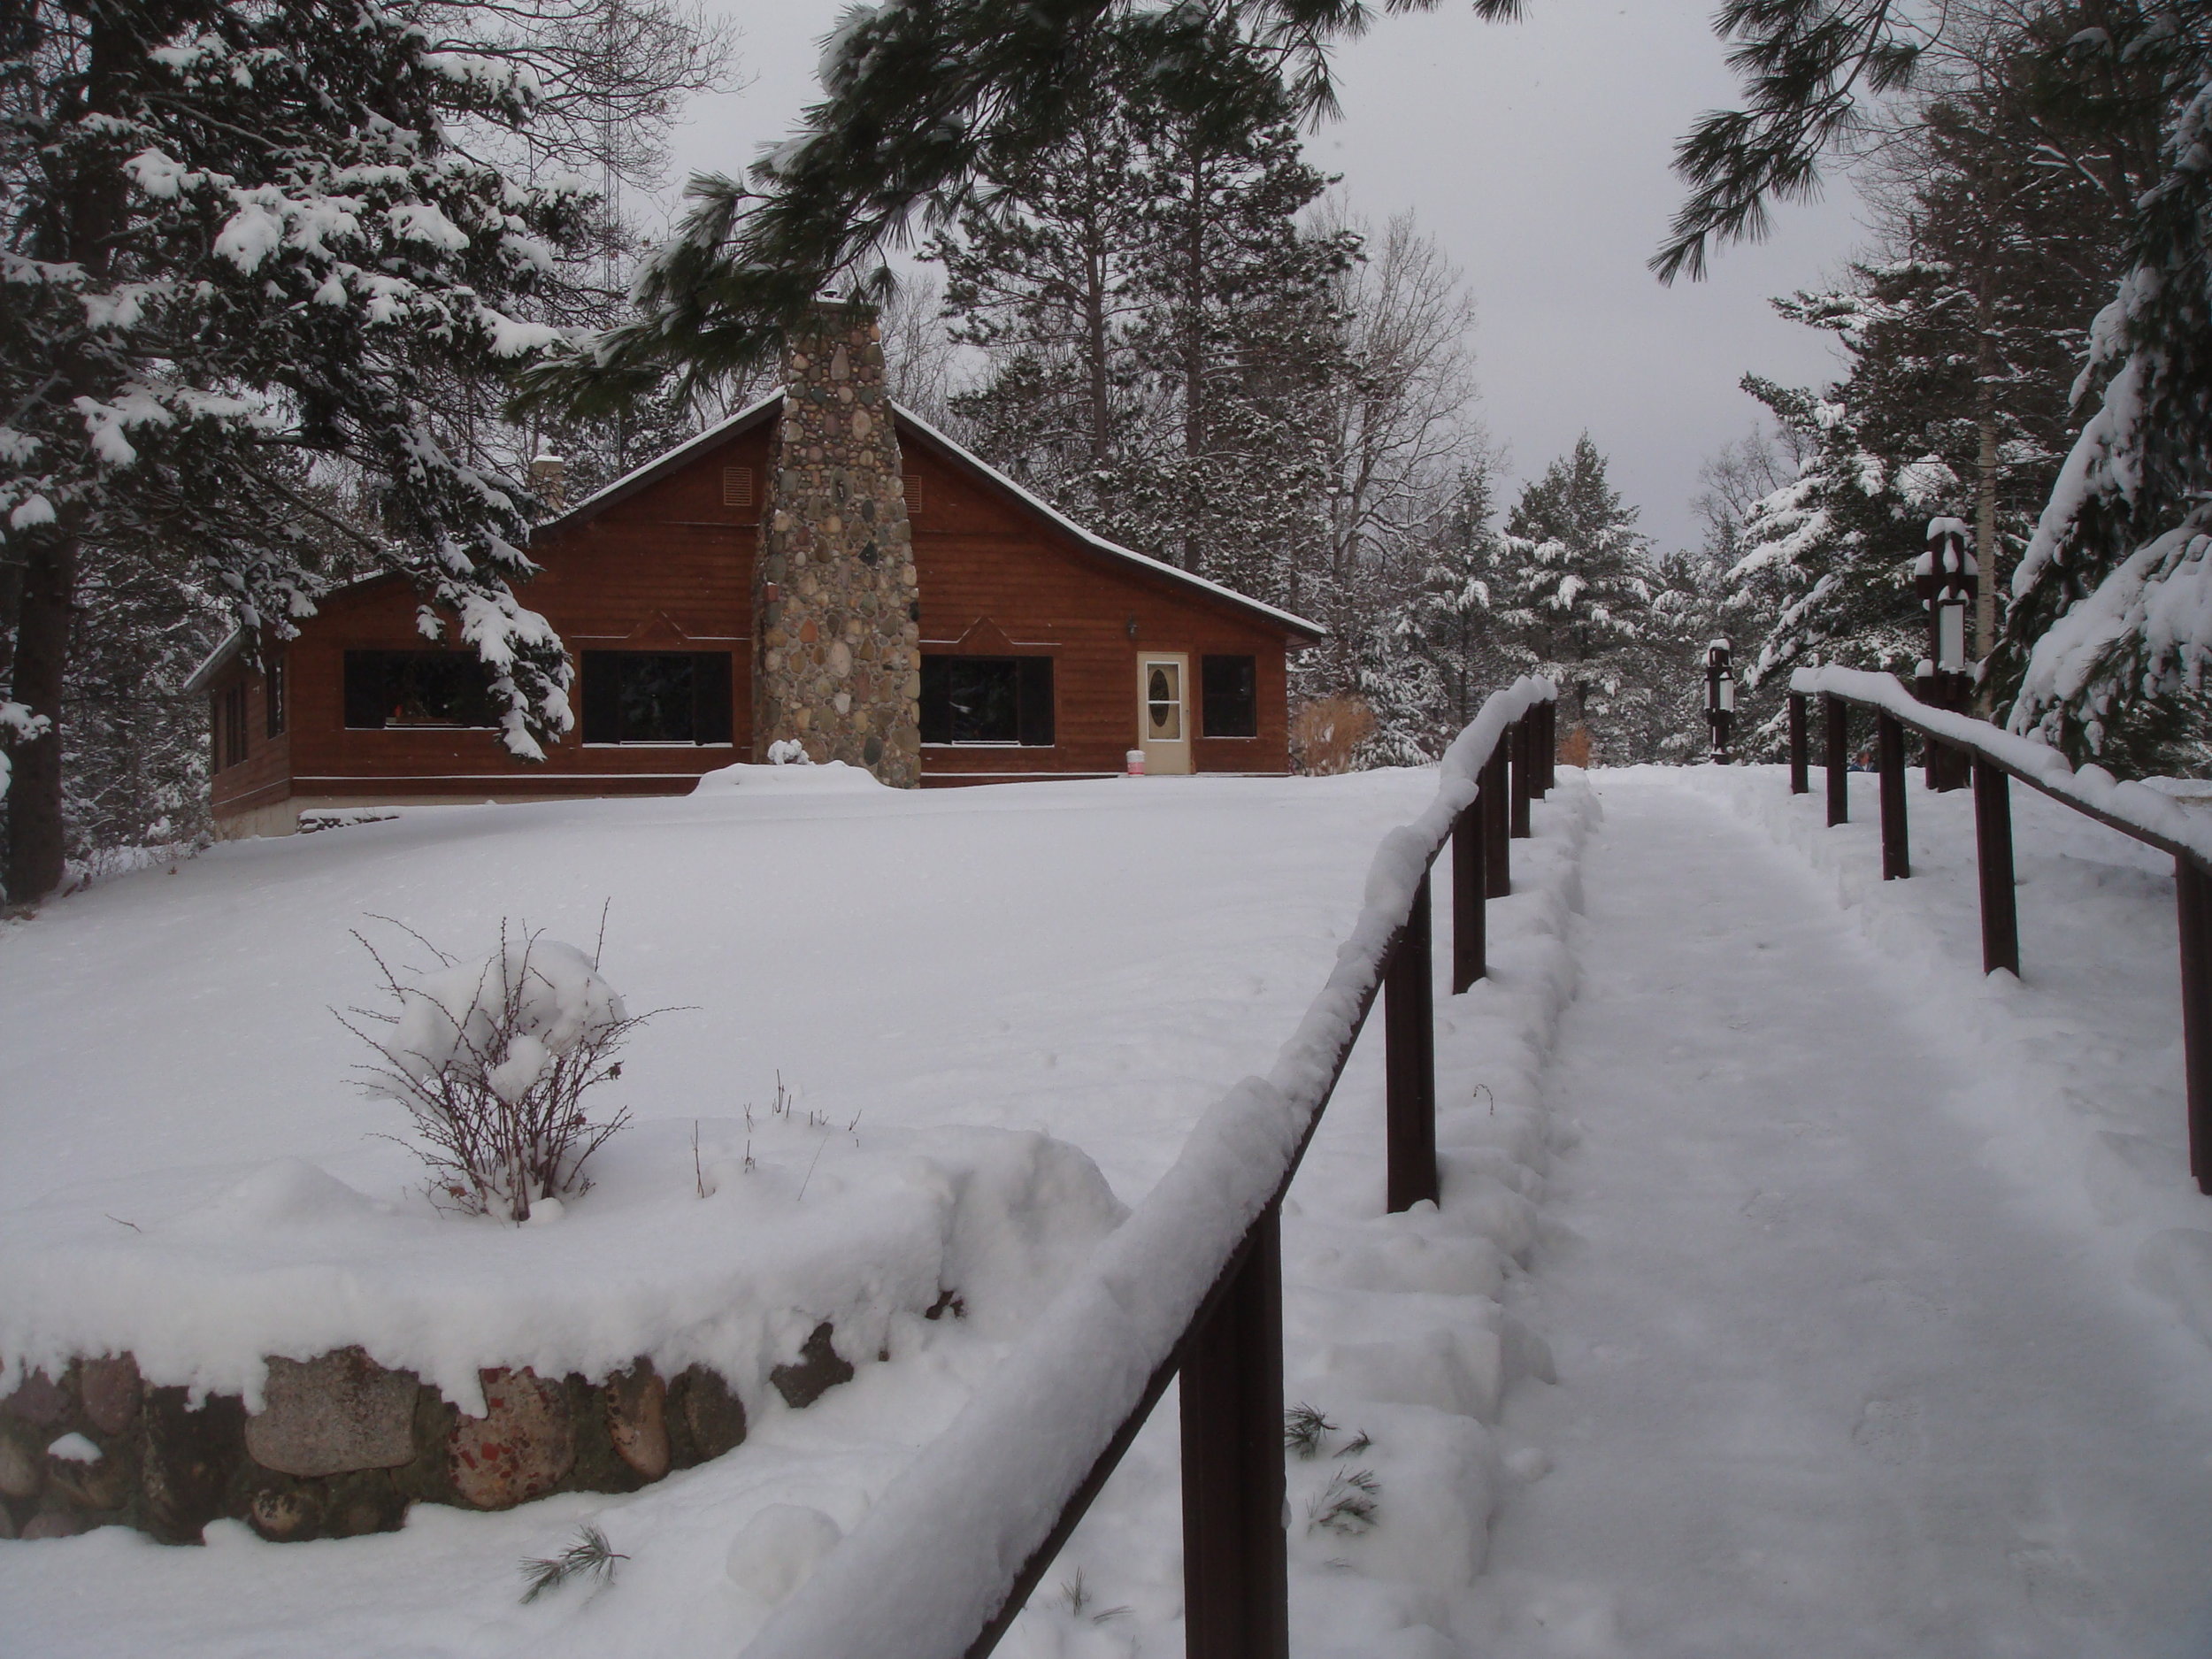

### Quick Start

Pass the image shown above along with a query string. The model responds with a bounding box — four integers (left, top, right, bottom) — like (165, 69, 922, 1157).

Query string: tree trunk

(5, 12, 127, 903)
(1974, 288, 2000, 697)
(1180, 149, 1207, 574)
(1083, 216, 1110, 472)
(4, 525, 78, 904)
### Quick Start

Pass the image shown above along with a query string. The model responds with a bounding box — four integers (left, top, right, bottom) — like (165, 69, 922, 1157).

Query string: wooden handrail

(741, 679, 1560, 1659)
(1787, 670, 2212, 1195)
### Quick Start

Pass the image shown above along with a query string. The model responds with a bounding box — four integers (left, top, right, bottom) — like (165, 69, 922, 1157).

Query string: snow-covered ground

(6, 758, 2212, 1656)
(1473, 768, 2212, 1657)
(0, 764, 1592, 1655)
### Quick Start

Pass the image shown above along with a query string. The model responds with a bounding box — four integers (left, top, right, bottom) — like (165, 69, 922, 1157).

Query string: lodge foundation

(757, 301, 923, 785)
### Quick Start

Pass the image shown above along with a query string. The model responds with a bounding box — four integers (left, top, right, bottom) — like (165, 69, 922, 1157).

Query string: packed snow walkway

(1480, 771, 2212, 1656)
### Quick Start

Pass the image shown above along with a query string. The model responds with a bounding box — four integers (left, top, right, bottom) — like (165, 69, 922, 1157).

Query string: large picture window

(919, 656, 1054, 746)
(1202, 655, 1258, 738)
(343, 651, 496, 730)
(580, 650, 733, 744)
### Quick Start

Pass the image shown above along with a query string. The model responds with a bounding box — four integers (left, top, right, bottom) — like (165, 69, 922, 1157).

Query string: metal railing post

(1385, 872, 1439, 1210)
(1878, 710, 1909, 879)
(1788, 693, 1809, 795)
(1451, 803, 1486, 993)
(2177, 857, 2212, 1196)
(1824, 693, 1849, 826)
(1509, 717, 1532, 839)
(1973, 757, 2019, 976)
(1179, 1204, 1288, 1659)
(1482, 744, 1510, 897)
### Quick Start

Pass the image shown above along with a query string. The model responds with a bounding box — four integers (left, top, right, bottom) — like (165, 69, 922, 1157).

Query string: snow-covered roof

(539, 388, 1326, 643)
(181, 627, 249, 695)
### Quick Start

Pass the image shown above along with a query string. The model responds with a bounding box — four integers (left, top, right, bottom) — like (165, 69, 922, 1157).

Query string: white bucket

(1125, 749, 1146, 777)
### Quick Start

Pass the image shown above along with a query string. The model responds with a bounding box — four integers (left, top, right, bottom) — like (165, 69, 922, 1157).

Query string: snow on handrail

(740, 676, 1558, 1659)
(1789, 664, 2212, 867)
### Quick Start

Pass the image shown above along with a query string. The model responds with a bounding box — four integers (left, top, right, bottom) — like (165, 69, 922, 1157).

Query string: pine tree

(1492, 436, 1657, 758)
(0, 0, 597, 901)
(936, 19, 1351, 613)
(928, 24, 1151, 533)
(2006, 8, 2212, 771)
(1398, 460, 1507, 741)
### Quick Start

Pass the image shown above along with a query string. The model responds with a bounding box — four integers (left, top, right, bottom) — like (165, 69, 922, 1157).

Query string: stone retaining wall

(0, 1323, 857, 1544)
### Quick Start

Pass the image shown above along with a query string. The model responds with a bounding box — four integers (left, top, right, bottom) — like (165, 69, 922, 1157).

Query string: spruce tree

(1493, 436, 1656, 757)
(1399, 460, 1507, 740)
(0, 0, 595, 901)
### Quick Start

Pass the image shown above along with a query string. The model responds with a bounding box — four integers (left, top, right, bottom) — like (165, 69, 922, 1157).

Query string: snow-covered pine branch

(0, 0, 612, 900)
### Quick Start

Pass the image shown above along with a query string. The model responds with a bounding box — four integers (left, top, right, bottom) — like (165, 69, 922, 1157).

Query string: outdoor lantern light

(1914, 517, 1979, 789)
(1705, 637, 1735, 764)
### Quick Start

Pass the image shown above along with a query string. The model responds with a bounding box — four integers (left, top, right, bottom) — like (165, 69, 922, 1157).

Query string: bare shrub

(342, 918, 651, 1222)
(1559, 722, 1594, 770)
(1291, 695, 1378, 776)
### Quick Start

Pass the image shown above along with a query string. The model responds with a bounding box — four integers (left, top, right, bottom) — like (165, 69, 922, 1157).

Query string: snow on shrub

(342, 919, 651, 1222)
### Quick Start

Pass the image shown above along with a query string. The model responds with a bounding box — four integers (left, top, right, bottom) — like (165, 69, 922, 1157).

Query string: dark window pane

(617, 653, 695, 742)
(1017, 657, 1055, 747)
(693, 652, 733, 744)
(583, 652, 729, 743)
(922, 656, 1056, 745)
(343, 652, 388, 729)
(580, 651, 621, 743)
(1202, 655, 1258, 738)
(342, 650, 495, 729)
(265, 657, 285, 738)
(949, 658, 1018, 742)
(919, 657, 953, 743)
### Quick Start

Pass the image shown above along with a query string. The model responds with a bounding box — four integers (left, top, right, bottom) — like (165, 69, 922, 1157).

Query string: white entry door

(1138, 654, 1193, 775)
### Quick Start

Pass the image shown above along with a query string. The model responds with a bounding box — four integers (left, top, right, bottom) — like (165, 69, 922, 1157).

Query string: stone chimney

(529, 453, 566, 510)
(757, 301, 922, 786)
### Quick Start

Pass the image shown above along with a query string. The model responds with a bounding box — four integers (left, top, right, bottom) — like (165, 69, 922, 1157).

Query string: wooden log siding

(898, 434, 1296, 783)
(210, 405, 1312, 825)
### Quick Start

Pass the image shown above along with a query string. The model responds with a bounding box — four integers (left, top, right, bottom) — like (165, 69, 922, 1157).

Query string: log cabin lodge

(188, 302, 1324, 838)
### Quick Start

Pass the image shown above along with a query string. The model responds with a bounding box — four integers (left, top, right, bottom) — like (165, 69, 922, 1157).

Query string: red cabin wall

(210, 411, 1301, 826)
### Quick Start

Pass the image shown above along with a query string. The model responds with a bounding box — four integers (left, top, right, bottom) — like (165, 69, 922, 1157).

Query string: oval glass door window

(1147, 664, 1182, 740)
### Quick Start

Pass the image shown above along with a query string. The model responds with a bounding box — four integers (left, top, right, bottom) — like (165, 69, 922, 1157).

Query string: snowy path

(1482, 771, 2212, 1658)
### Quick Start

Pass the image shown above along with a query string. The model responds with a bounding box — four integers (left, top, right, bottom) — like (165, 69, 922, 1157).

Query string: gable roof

(541, 388, 1325, 643)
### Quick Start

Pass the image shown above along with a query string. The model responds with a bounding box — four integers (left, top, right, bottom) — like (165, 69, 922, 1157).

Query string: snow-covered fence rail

(741, 680, 1559, 1659)
(1787, 664, 2212, 1195)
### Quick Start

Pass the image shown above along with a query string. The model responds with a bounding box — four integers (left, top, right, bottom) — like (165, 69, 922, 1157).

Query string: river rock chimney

(757, 300, 922, 786)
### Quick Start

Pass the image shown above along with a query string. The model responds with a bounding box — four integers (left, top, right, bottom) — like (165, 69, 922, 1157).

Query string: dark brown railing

(1787, 665, 2212, 1195)
(741, 681, 1559, 1659)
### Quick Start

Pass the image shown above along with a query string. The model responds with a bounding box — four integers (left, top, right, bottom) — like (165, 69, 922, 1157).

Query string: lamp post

(1705, 638, 1735, 764)
(1914, 518, 1977, 790)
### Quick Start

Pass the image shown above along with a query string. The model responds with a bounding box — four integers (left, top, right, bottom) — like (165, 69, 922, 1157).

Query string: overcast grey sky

(662, 1, 1869, 549)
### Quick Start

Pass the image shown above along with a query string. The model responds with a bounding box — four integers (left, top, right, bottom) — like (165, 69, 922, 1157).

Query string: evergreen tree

(0, 0, 600, 901)
(928, 24, 1150, 534)
(2006, 7, 2212, 771)
(1398, 459, 1508, 742)
(1492, 436, 1657, 757)
(937, 19, 1351, 612)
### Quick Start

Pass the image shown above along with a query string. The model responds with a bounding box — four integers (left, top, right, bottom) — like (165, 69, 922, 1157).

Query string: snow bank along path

(1474, 767, 2212, 1657)
(743, 678, 1562, 1659)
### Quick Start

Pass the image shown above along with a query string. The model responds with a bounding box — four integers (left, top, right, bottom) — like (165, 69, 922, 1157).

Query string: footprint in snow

(1850, 1396, 1924, 1466)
